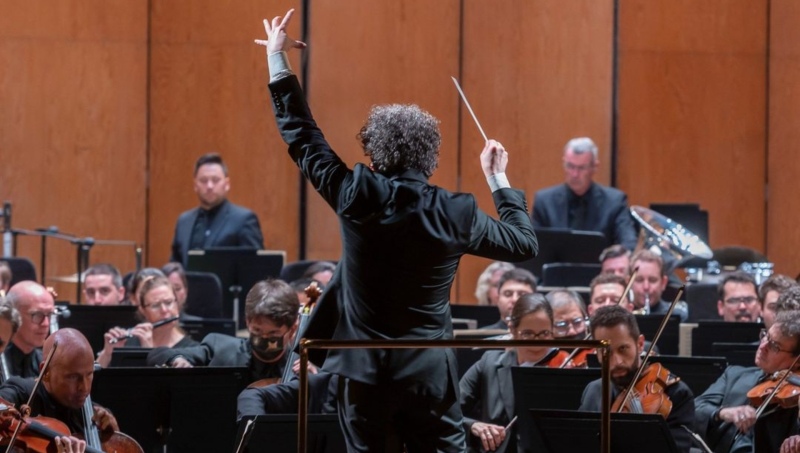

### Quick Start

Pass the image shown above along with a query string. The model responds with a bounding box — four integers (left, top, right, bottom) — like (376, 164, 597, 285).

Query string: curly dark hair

(357, 104, 440, 177)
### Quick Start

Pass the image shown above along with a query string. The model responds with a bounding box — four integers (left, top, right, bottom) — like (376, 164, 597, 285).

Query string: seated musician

(599, 244, 631, 279)
(578, 305, 695, 452)
(546, 289, 589, 341)
(587, 273, 632, 315)
(161, 262, 202, 321)
(96, 275, 198, 368)
(147, 279, 299, 383)
(759, 274, 798, 330)
(237, 371, 338, 420)
(459, 293, 567, 453)
(630, 250, 689, 321)
(3, 281, 55, 378)
(695, 310, 800, 453)
(0, 328, 119, 453)
(482, 268, 536, 331)
(0, 301, 20, 356)
(717, 271, 762, 323)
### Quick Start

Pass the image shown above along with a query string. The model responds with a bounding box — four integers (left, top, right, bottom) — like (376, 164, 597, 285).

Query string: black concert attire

(532, 182, 638, 251)
(650, 298, 689, 323)
(0, 377, 86, 433)
(2, 344, 42, 378)
(122, 334, 198, 349)
(147, 333, 286, 382)
(236, 372, 338, 420)
(579, 375, 696, 452)
(266, 52, 537, 453)
(695, 365, 800, 453)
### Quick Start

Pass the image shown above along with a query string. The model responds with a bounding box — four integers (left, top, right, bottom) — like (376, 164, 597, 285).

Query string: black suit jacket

(269, 74, 537, 402)
(532, 182, 637, 251)
(170, 200, 264, 266)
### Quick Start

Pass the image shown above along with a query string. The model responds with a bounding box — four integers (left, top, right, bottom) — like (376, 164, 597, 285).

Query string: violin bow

(4, 341, 59, 453)
(754, 354, 800, 419)
(614, 286, 684, 412)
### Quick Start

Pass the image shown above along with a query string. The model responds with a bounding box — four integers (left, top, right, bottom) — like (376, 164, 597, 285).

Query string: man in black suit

(257, 10, 538, 452)
(531, 137, 637, 251)
(169, 152, 264, 266)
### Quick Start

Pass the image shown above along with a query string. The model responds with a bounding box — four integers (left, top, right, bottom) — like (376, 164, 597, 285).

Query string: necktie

(189, 211, 208, 249)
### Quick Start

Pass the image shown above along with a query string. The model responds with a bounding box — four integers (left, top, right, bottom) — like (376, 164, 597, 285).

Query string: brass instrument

(630, 206, 712, 263)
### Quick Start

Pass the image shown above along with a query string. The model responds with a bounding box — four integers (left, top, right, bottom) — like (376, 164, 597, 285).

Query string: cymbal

(47, 273, 84, 283)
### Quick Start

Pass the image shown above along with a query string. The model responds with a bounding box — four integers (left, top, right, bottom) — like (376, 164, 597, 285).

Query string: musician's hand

(719, 405, 757, 433)
(470, 422, 506, 452)
(291, 359, 318, 375)
(129, 323, 154, 348)
(103, 327, 129, 348)
(170, 357, 193, 368)
(54, 436, 86, 453)
(782, 434, 800, 453)
(255, 9, 307, 55)
(480, 140, 509, 178)
(92, 403, 119, 432)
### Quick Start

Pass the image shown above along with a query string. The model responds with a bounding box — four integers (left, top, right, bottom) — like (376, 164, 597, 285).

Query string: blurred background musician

(82, 263, 126, 306)
(546, 288, 589, 341)
(759, 274, 798, 330)
(587, 273, 632, 315)
(3, 281, 54, 378)
(599, 244, 631, 279)
(630, 250, 689, 321)
(160, 262, 202, 321)
(716, 271, 762, 324)
(482, 268, 536, 331)
(474, 262, 516, 307)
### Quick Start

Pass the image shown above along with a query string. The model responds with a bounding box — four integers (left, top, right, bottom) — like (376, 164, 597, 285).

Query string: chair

(712, 246, 768, 269)
(4, 257, 37, 285)
(539, 263, 601, 287)
(184, 271, 224, 318)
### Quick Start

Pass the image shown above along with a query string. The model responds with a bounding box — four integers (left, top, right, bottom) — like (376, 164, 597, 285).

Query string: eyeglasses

(760, 329, 794, 354)
(85, 287, 114, 297)
(144, 299, 177, 312)
(563, 162, 595, 172)
(517, 329, 552, 340)
(724, 296, 759, 306)
(28, 311, 55, 325)
(554, 317, 589, 334)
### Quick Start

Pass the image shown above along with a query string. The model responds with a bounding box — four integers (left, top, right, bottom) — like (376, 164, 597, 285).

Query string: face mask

(250, 333, 286, 361)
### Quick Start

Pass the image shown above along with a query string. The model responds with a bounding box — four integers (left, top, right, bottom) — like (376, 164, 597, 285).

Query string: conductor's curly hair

(357, 104, 440, 178)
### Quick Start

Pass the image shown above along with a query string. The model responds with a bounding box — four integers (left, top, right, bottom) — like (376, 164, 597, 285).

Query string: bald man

(0, 328, 119, 453)
(3, 281, 55, 378)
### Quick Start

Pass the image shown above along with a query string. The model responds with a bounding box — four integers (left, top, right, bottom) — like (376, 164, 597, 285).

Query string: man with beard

(717, 271, 762, 323)
(147, 279, 300, 383)
(696, 310, 800, 452)
(578, 305, 695, 452)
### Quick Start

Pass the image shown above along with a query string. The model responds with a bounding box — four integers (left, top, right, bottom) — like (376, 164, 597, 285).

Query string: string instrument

(547, 349, 577, 369)
(0, 401, 104, 453)
(247, 281, 322, 389)
(746, 363, 800, 410)
(559, 267, 641, 369)
(611, 286, 684, 419)
(77, 394, 143, 453)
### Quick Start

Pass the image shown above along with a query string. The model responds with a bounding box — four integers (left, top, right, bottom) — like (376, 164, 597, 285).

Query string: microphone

(54, 306, 71, 319)
(2, 202, 11, 258)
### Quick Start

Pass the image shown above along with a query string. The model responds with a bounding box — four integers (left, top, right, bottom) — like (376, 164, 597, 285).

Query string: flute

(108, 315, 180, 344)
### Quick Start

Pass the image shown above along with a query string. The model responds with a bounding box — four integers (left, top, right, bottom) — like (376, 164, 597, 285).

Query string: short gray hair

(475, 262, 515, 306)
(564, 137, 598, 161)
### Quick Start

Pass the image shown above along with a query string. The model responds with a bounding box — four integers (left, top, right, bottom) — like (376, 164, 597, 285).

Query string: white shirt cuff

(268, 51, 293, 82)
(487, 173, 510, 192)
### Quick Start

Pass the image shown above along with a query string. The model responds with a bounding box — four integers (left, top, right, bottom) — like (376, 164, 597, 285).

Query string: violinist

(3, 281, 54, 378)
(547, 289, 589, 341)
(459, 294, 567, 453)
(578, 305, 695, 452)
(147, 279, 300, 382)
(695, 310, 800, 453)
(0, 328, 119, 453)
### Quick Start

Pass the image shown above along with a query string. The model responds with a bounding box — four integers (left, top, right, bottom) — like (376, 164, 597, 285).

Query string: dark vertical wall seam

(764, 0, 771, 253)
(298, 0, 311, 260)
(610, 0, 620, 187)
(144, 0, 153, 265)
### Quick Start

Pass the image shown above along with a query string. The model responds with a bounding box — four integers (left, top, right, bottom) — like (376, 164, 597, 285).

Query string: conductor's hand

(255, 9, 307, 55)
(470, 422, 506, 452)
(480, 140, 508, 178)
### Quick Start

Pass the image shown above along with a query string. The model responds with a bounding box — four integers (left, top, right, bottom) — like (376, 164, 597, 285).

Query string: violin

(0, 401, 103, 453)
(746, 356, 800, 410)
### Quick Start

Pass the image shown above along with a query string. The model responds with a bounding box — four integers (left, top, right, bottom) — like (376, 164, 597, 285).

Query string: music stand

(234, 415, 346, 453)
(648, 355, 727, 397)
(691, 321, 763, 357)
(179, 318, 236, 341)
(635, 315, 680, 356)
(455, 347, 504, 379)
(527, 409, 678, 453)
(512, 367, 598, 451)
(92, 367, 249, 453)
(108, 348, 150, 367)
(449, 305, 499, 328)
(515, 228, 608, 278)
(187, 249, 285, 328)
(711, 342, 758, 367)
(56, 304, 139, 353)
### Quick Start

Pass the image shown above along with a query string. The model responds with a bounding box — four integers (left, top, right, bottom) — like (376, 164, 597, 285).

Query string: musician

(695, 310, 800, 453)
(161, 262, 202, 321)
(82, 263, 126, 306)
(717, 271, 761, 323)
(169, 152, 264, 267)
(237, 371, 338, 419)
(630, 250, 688, 321)
(3, 281, 54, 378)
(760, 274, 798, 329)
(546, 289, 588, 341)
(588, 272, 632, 315)
(0, 261, 11, 293)
(475, 262, 515, 306)
(0, 302, 20, 356)
(599, 244, 631, 279)
(259, 10, 537, 452)
(96, 275, 197, 367)
(578, 305, 695, 452)
(0, 328, 119, 453)
(147, 279, 299, 382)
(460, 294, 565, 453)
(483, 268, 537, 330)
(301, 261, 336, 287)
(530, 137, 637, 251)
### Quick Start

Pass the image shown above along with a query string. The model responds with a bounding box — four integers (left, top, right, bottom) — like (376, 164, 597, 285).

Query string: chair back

(184, 271, 224, 318)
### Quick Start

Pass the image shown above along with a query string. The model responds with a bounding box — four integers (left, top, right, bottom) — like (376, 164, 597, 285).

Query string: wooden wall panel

(0, 1, 148, 300)
(148, 0, 302, 268)
(304, 1, 461, 260)
(616, 0, 768, 254)
(767, 0, 800, 276)
(456, 0, 615, 303)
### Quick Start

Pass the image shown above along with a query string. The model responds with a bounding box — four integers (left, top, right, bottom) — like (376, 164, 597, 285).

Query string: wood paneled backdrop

(0, 0, 795, 304)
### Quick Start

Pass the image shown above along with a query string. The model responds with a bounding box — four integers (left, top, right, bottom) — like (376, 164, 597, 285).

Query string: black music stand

(179, 317, 236, 341)
(234, 415, 346, 453)
(515, 228, 608, 278)
(527, 409, 678, 453)
(455, 347, 505, 379)
(187, 249, 285, 328)
(56, 304, 139, 353)
(92, 367, 248, 453)
(712, 342, 759, 367)
(108, 348, 150, 367)
(648, 355, 727, 397)
(449, 305, 500, 328)
(512, 367, 598, 452)
(635, 314, 681, 356)
(691, 321, 763, 357)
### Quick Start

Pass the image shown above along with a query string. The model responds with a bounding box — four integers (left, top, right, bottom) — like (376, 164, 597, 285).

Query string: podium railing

(297, 338, 612, 453)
